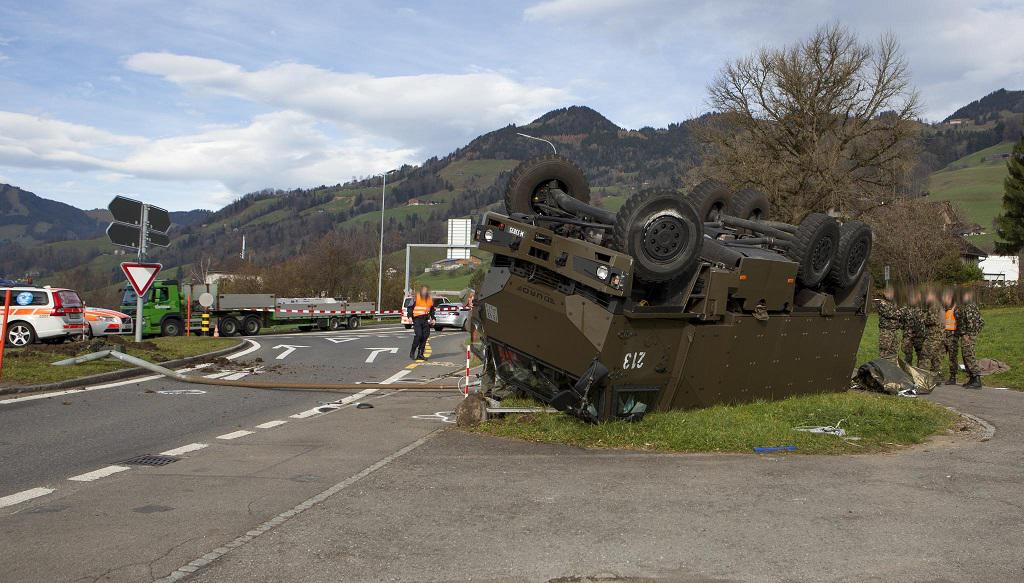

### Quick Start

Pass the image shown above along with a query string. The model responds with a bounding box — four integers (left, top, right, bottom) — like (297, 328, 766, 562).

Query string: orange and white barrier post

(0, 289, 10, 380)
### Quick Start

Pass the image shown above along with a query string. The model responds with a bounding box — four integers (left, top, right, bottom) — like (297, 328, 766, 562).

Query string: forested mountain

(0, 184, 105, 245)
(1, 94, 1021, 305)
(944, 89, 1024, 122)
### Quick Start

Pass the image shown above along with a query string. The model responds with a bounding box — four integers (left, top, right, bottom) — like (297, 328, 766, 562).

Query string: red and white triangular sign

(120, 262, 162, 295)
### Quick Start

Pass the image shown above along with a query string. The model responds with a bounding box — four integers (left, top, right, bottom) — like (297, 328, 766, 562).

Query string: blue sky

(1, 0, 1023, 211)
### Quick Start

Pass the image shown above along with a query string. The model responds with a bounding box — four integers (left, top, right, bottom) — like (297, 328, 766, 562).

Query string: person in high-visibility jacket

(407, 285, 435, 361)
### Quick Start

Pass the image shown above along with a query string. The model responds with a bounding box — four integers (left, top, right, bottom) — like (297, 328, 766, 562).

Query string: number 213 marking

(623, 351, 646, 369)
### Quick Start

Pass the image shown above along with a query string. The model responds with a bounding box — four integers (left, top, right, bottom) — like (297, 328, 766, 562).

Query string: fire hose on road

(53, 350, 464, 393)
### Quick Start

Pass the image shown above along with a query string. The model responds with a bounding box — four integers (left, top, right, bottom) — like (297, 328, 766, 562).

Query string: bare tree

(698, 24, 922, 222)
(865, 200, 961, 284)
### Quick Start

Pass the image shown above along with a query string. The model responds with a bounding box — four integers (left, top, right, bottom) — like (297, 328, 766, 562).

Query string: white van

(0, 286, 87, 346)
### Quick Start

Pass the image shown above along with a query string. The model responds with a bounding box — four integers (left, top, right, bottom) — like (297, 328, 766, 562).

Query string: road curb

(943, 404, 997, 442)
(0, 339, 247, 396)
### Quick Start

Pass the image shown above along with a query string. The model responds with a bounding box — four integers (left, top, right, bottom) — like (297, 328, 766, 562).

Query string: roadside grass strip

(470, 391, 957, 455)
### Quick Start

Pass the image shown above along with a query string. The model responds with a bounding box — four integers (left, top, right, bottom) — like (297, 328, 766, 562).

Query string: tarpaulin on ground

(853, 358, 937, 396)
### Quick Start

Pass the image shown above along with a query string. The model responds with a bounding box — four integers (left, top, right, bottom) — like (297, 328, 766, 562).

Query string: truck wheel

(613, 190, 703, 283)
(242, 316, 262, 336)
(346, 316, 360, 330)
(826, 221, 872, 291)
(727, 188, 771, 221)
(161, 318, 183, 337)
(6, 322, 36, 346)
(219, 317, 240, 337)
(687, 180, 732, 222)
(328, 317, 342, 330)
(785, 213, 841, 287)
(504, 154, 590, 215)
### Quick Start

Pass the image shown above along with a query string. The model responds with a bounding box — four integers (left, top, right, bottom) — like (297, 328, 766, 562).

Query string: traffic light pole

(135, 205, 149, 343)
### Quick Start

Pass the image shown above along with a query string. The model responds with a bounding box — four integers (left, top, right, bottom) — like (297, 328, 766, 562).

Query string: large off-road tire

(613, 190, 703, 283)
(6, 322, 36, 346)
(826, 220, 872, 291)
(504, 154, 590, 215)
(785, 213, 841, 287)
(727, 188, 771, 221)
(686, 180, 732, 222)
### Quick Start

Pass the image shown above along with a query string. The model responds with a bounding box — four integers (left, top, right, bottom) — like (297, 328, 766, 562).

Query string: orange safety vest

(412, 295, 433, 317)
(944, 308, 957, 331)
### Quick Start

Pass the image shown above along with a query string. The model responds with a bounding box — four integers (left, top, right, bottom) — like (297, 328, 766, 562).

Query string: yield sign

(120, 262, 162, 295)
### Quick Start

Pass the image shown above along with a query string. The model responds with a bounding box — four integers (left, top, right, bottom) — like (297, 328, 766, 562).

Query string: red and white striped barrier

(464, 344, 471, 395)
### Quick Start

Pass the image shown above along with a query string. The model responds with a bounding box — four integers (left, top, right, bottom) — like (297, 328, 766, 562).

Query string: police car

(0, 285, 87, 346)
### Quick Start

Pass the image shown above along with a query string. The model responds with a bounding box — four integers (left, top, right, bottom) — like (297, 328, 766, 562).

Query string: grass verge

(857, 307, 1024, 390)
(0, 336, 239, 387)
(470, 392, 956, 455)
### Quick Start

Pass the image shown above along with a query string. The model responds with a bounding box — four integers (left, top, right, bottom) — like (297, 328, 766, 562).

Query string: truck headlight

(596, 265, 610, 280)
(484, 229, 495, 242)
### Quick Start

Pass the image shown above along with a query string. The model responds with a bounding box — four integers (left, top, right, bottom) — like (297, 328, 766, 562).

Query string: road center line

(68, 465, 130, 482)
(226, 338, 261, 360)
(0, 487, 54, 509)
(160, 443, 208, 456)
(217, 430, 255, 440)
(255, 420, 287, 429)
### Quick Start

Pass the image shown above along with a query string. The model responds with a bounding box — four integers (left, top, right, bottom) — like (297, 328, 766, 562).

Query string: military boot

(946, 375, 957, 385)
(963, 375, 982, 389)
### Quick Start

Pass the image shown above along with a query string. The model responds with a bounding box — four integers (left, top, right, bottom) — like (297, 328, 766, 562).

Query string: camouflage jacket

(903, 306, 927, 337)
(921, 305, 942, 331)
(955, 302, 984, 336)
(876, 300, 903, 330)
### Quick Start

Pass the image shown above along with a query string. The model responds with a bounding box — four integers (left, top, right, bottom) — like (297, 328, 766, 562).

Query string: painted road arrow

(364, 347, 399, 363)
(273, 345, 309, 360)
(325, 337, 359, 344)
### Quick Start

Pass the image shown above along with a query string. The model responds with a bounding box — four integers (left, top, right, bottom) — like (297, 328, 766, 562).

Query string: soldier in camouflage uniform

(900, 289, 926, 365)
(875, 287, 902, 360)
(955, 288, 985, 389)
(920, 287, 945, 375)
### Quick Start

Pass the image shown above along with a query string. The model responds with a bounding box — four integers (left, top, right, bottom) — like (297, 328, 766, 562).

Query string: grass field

(0, 336, 238, 386)
(858, 307, 1024, 390)
(928, 141, 1014, 252)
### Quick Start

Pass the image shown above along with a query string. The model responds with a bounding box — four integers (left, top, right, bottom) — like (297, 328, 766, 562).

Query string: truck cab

(121, 280, 185, 336)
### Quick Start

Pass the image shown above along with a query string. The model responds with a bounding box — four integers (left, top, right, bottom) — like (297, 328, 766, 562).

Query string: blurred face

(419, 286, 429, 298)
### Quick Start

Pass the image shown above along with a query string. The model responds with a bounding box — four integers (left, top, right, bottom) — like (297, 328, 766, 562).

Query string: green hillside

(928, 141, 1013, 251)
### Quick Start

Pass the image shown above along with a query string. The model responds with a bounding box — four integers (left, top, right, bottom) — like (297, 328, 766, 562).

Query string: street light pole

(376, 169, 396, 319)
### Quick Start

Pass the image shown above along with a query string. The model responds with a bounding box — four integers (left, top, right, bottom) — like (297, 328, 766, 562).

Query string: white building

(978, 255, 1020, 283)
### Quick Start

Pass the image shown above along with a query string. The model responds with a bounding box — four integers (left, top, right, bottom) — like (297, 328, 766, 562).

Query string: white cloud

(123, 52, 572, 149)
(0, 110, 418, 194)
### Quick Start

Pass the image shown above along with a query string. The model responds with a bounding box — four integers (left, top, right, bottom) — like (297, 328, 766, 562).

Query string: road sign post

(0, 289, 10, 380)
(106, 196, 172, 342)
(121, 262, 162, 342)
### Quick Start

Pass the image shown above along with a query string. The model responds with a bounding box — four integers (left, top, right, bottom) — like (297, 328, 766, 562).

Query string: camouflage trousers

(959, 335, 980, 377)
(944, 331, 963, 378)
(920, 331, 944, 374)
(901, 333, 923, 365)
(879, 329, 899, 359)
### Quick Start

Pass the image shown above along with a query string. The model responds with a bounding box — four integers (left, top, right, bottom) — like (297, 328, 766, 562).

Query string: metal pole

(404, 244, 411, 299)
(376, 172, 387, 320)
(0, 289, 11, 380)
(135, 204, 148, 343)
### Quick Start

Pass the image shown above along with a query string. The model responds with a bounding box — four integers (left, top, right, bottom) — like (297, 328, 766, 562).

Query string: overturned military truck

(471, 155, 872, 422)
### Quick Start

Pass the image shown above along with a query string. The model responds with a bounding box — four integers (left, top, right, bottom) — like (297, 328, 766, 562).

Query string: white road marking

(289, 408, 322, 419)
(0, 364, 212, 405)
(226, 338, 262, 360)
(364, 347, 399, 363)
(273, 344, 308, 360)
(380, 369, 412, 384)
(68, 465, 130, 482)
(160, 443, 208, 456)
(255, 419, 287, 429)
(289, 387, 381, 419)
(222, 371, 250, 381)
(217, 430, 255, 440)
(0, 487, 54, 509)
(325, 337, 359, 344)
(203, 371, 233, 379)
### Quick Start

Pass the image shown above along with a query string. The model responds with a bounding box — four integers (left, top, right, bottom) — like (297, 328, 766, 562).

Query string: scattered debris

(454, 393, 487, 427)
(355, 402, 373, 409)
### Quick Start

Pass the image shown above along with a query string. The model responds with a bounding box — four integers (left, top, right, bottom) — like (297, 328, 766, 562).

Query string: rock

(454, 393, 487, 427)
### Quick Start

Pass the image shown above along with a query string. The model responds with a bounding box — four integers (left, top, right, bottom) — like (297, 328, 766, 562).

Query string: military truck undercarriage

(472, 155, 871, 422)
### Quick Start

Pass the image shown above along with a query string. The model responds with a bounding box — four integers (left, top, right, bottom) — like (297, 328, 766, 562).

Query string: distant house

(946, 118, 970, 126)
(979, 255, 1020, 282)
(958, 239, 988, 265)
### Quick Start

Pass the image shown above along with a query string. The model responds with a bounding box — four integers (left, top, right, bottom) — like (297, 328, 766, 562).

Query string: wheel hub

(643, 215, 687, 261)
(811, 237, 834, 271)
(847, 240, 868, 275)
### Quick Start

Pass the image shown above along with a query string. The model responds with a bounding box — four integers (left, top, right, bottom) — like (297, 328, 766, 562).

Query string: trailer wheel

(686, 179, 732, 222)
(785, 213, 841, 287)
(346, 316, 360, 330)
(219, 316, 240, 337)
(613, 190, 703, 283)
(161, 318, 182, 337)
(329, 317, 342, 330)
(242, 316, 262, 336)
(504, 154, 590, 215)
(826, 221, 872, 291)
(727, 188, 771, 221)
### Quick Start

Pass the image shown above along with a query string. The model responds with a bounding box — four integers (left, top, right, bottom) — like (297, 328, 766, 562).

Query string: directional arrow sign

(120, 262, 162, 296)
(365, 347, 398, 363)
(107, 222, 142, 249)
(146, 205, 171, 234)
(109, 196, 144, 225)
(274, 345, 308, 360)
(325, 337, 359, 344)
(147, 230, 171, 248)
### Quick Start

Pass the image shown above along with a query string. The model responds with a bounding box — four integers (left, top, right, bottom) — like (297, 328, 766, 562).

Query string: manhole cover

(120, 454, 179, 466)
